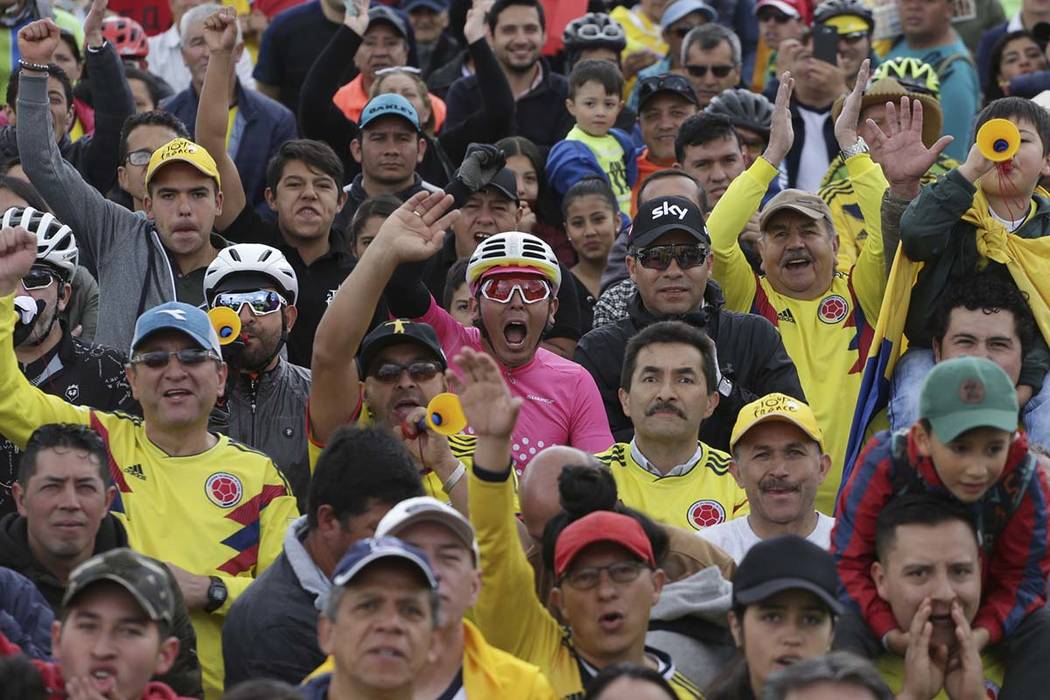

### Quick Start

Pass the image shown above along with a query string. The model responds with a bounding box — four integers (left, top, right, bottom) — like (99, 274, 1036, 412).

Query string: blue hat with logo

(130, 302, 222, 356)
(358, 93, 421, 132)
(332, 536, 438, 589)
(661, 0, 718, 28)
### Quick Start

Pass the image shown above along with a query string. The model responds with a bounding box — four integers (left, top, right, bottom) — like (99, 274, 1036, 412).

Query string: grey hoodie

(17, 52, 176, 349)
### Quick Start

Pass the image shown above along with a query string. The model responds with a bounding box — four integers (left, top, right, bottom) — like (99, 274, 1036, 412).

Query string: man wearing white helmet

(203, 243, 311, 506)
(0, 208, 139, 517)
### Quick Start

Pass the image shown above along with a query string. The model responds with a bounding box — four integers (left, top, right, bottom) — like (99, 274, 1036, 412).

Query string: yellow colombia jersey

(595, 442, 748, 531)
(0, 295, 299, 699)
(876, 652, 1005, 699)
(706, 155, 889, 515)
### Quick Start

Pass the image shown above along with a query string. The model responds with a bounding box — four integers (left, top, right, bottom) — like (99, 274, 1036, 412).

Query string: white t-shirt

(697, 513, 836, 564)
(796, 105, 832, 193)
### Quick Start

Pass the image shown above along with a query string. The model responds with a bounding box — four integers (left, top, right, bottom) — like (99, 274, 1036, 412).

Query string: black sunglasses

(685, 63, 735, 78)
(129, 348, 219, 369)
(21, 269, 57, 291)
(634, 244, 709, 271)
(757, 10, 795, 23)
(370, 361, 443, 384)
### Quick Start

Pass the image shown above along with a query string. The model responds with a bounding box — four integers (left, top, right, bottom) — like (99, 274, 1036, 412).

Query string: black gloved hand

(455, 143, 506, 192)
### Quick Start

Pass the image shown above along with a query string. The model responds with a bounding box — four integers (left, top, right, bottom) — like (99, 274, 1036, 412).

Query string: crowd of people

(0, 0, 1047, 698)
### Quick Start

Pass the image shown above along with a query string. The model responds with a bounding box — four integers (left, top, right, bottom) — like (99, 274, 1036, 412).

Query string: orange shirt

(631, 148, 675, 217)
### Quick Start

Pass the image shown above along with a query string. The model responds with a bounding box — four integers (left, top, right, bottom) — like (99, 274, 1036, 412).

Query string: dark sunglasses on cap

(369, 361, 443, 384)
(129, 348, 219, 369)
(633, 243, 709, 270)
(213, 290, 286, 317)
(125, 148, 153, 167)
(685, 63, 735, 78)
(480, 277, 552, 305)
(21, 269, 57, 291)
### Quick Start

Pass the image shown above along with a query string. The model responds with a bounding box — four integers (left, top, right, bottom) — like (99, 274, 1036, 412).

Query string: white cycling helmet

(2, 207, 78, 281)
(465, 232, 561, 294)
(203, 243, 299, 305)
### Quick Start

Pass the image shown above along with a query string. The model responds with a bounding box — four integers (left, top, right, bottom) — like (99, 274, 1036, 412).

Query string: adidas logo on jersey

(123, 464, 146, 480)
(777, 308, 795, 324)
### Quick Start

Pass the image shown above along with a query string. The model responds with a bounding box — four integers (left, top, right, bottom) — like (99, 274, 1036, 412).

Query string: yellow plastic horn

(424, 392, 467, 436)
(976, 118, 1020, 162)
(207, 306, 242, 346)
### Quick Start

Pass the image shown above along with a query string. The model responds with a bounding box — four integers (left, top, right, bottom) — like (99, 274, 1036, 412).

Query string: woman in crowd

(984, 30, 1049, 103)
(562, 176, 620, 333)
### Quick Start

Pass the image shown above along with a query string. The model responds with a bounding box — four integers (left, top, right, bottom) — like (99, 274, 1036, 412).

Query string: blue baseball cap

(358, 93, 421, 132)
(332, 536, 438, 589)
(661, 0, 718, 28)
(130, 302, 222, 356)
(402, 0, 447, 12)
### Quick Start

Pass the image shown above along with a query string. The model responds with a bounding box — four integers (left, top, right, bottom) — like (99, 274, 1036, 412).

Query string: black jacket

(0, 513, 204, 698)
(427, 48, 469, 99)
(574, 282, 806, 450)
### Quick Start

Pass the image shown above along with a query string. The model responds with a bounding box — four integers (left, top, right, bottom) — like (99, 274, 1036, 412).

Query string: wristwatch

(841, 137, 869, 160)
(204, 576, 228, 613)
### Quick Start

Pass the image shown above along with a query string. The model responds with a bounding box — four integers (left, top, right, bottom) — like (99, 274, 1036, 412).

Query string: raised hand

(867, 96, 954, 194)
(834, 59, 871, 150)
(957, 141, 996, 186)
(343, 0, 369, 36)
(17, 19, 61, 67)
(451, 347, 522, 440)
(372, 190, 460, 264)
(83, 0, 108, 49)
(0, 227, 39, 296)
(942, 602, 987, 700)
(464, 0, 494, 44)
(203, 6, 239, 53)
(762, 72, 795, 167)
(898, 599, 945, 700)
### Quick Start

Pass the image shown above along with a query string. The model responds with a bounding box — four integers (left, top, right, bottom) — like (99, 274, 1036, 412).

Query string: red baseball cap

(756, 0, 805, 20)
(554, 511, 656, 578)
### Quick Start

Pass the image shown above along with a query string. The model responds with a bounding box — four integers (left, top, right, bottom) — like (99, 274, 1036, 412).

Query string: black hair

(540, 465, 670, 575)
(561, 175, 618, 219)
(568, 58, 624, 99)
(496, 135, 563, 228)
(874, 493, 979, 563)
(57, 29, 82, 67)
(19, 423, 109, 488)
(585, 662, 678, 699)
(0, 651, 46, 700)
(124, 67, 166, 110)
(929, 273, 1036, 357)
(220, 679, 302, 700)
(442, 257, 470, 311)
(349, 194, 400, 254)
(7, 64, 74, 113)
(0, 175, 48, 211)
(975, 96, 1050, 156)
(637, 168, 708, 214)
(266, 139, 346, 194)
(486, 0, 546, 34)
(985, 30, 1040, 102)
(620, 321, 718, 394)
(117, 110, 189, 165)
(675, 112, 741, 164)
(306, 426, 424, 530)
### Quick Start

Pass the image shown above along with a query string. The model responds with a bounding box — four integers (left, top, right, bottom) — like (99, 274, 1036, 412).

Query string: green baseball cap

(919, 356, 1019, 443)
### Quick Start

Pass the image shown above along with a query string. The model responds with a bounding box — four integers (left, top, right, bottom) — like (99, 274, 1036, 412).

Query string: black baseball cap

(480, 167, 520, 203)
(359, 319, 448, 376)
(628, 195, 710, 249)
(637, 74, 699, 111)
(732, 535, 844, 614)
(64, 549, 177, 626)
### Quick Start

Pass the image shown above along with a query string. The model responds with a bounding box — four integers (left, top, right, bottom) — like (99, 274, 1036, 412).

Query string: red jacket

(831, 429, 1050, 644)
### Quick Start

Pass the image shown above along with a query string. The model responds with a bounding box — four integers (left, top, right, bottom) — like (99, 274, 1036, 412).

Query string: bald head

(520, 446, 601, 541)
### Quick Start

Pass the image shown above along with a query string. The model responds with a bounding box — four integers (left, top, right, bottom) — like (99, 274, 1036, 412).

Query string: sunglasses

(757, 10, 795, 23)
(480, 277, 552, 304)
(213, 290, 286, 317)
(838, 31, 869, 44)
(633, 244, 709, 270)
(370, 361, 443, 384)
(685, 63, 735, 78)
(560, 561, 650, 590)
(21, 269, 56, 291)
(129, 348, 219, 369)
(125, 148, 153, 167)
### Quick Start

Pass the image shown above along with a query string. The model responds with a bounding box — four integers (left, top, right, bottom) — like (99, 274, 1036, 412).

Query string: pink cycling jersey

(418, 297, 613, 474)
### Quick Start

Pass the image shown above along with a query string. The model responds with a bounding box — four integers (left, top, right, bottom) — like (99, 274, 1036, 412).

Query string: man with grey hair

(161, 6, 296, 212)
(762, 652, 894, 700)
(148, 0, 256, 93)
(682, 23, 743, 108)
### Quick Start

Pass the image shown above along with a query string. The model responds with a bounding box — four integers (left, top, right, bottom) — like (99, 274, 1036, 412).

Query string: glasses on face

(838, 31, 869, 45)
(125, 149, 153, 167)
(633, 244, 709, 271)
(758, 10, 794, 23)
(21, 269, 56, 291)
(560, 560, 650, 590)
(685, 63, 736, 78)
(213, 290, 287, 317)
(129, 348, 219, 369)
(375, 65, 422, 76)
(370, 361, 443, 384)
(480, 277, 552, 305)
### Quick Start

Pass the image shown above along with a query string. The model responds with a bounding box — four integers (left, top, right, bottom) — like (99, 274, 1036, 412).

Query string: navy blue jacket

(546, 128, 640, 204)
(0, 566, 53, 660)
(161, 79, 298, 212)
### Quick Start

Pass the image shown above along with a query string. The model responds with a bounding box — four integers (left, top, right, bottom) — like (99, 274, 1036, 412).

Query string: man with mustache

(595, 319, 748, 531)
(699, 393, 833, 563)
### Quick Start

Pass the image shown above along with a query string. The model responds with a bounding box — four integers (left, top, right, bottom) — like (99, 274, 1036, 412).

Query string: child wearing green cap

(831, 356, 1050, 698)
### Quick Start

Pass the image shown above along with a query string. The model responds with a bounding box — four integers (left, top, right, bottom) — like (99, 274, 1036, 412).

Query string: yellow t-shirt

(595, 442, 749, 531)
(609, 5, 668, 99)
(566, 125, 632, 217)
(876, 651, 1005, 699)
